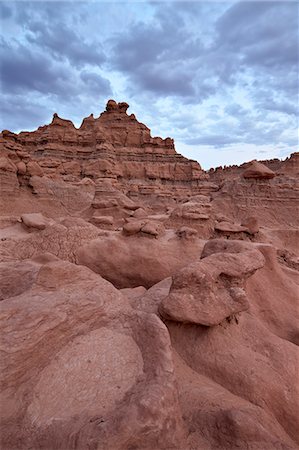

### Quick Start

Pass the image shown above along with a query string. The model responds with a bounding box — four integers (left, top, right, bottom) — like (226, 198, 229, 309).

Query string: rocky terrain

(0, 100, 298, 450)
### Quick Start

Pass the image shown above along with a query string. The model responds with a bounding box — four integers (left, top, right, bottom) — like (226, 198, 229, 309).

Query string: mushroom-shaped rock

(242, 161, 276, 179)
(201, 238, 254, 259)
(214, 221, 248, 233)
(21, 213, 48, 230)
(159, 248, 265, 326)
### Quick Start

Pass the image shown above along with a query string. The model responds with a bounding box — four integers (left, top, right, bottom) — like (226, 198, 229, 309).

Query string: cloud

(0, 38, 73, 96)
(215, 2, 298, 79)
(0, 94, 51, 132)
(25, 21, 106, 69)
(109, 4, 205, 98)
(0, 3, 12, 19)
(80, 71, 112, 95)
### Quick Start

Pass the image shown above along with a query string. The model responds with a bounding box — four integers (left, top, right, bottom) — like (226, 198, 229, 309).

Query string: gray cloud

(185, 135, 240, 147)
(109, 5, 205, 98)
(0, 94, 51, 132)
(80, 71, 112, 95)
(215, 2, 298, 80)
(0, 38, 73, 96)
(0, 3, 12, 19)
(25, 21, 106, 69)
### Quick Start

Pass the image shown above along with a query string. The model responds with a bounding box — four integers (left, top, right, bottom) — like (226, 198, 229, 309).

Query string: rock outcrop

(0, 257, 185, 450)
(1, 99, 299, 450)
(159, 241, 265, 325)
(242, 160, 276, 179)
(0, 100, 206, 213)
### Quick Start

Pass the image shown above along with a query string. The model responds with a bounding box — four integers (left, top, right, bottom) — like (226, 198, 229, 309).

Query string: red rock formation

(0, 100, 206, 210)
(242, 160, 276, 179)
(1, 100, 299, 450)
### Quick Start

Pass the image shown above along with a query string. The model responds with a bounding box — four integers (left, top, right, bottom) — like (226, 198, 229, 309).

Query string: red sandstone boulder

(242, 161, 276, 179)
(214, 221, 248, 233)
(159, 246, 265, 326)
(21, 212, 49, 230)
(140, 220, 165, 237)
(16, 161, 26, 175)
(76, 231, 205, 288)
(123, 219, 146, 235)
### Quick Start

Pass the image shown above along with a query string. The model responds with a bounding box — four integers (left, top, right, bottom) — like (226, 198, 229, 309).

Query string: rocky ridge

(0, 100, 298, 450)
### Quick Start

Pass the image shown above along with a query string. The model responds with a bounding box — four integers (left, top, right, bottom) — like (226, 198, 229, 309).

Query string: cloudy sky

(0, 1, 298, 169)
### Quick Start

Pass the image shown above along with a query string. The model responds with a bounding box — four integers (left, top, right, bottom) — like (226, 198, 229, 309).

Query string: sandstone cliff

(0, 100, 298, 450)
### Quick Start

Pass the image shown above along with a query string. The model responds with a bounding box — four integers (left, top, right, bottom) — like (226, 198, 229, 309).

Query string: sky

(0, 0, 298, 169)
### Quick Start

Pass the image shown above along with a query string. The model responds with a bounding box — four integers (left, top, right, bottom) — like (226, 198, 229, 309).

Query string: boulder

(120, 286, 147, 302)
(123, 220, 145, 236)
(242, 161, 276, 179)
(21, 213, 48, 230)
(214, 221, 248, 233)
(76, 231, 205, 288)
(141, 220, 165, 237)
(16, 161, 27, 175)
(159, 246, 265, 326)
(122, 219, 165, 237)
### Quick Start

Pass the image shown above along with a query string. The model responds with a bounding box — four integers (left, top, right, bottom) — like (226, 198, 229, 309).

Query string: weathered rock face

(76, 230, 206, 288)
(166, 241, 299, 450)
(0, 100, 206, 211)
(1, 99, 299, 450)
(210, 174, 299, 229)
(159, 242, 265, 326)
(0, 257, 186, 450)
